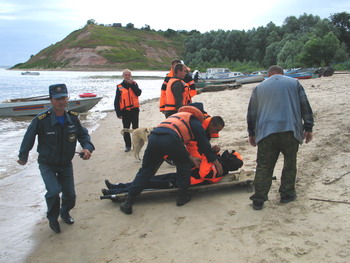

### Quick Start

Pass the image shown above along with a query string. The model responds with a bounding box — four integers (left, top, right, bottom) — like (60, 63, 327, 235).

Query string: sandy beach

(24, 73, 350, 263)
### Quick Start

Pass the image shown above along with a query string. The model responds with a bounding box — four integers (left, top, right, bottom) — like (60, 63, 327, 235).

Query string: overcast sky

(1, 0, 349, 66)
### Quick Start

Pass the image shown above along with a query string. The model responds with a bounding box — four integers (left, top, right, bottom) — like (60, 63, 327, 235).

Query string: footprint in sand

(174, 216, 186, 225)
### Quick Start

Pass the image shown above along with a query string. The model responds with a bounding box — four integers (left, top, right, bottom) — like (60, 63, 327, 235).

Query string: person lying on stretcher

(101, 149, 243, 196)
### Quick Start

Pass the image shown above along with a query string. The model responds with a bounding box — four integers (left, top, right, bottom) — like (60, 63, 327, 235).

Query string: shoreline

(14, 75, 350, 262)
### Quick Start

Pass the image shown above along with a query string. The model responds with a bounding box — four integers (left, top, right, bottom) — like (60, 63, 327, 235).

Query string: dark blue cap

(49, 84, 68, 99)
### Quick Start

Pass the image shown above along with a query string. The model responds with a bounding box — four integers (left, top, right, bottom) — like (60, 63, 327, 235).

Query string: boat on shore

(198, 82, 242, 92)
(236, 73, 266, 84)
(198, 68, 244, 82)
(284, 69, 314, 79)
(0, 94, 102, 117)
(21, 71, 40, 76)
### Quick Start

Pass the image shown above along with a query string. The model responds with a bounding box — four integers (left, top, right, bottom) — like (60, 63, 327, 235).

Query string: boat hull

(236, 75, 265, 84)
(0, 97, 102, 117)
(21, 71, 40, 75)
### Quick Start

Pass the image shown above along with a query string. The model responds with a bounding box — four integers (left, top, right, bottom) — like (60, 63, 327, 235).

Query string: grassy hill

(12, 25, 185, 71)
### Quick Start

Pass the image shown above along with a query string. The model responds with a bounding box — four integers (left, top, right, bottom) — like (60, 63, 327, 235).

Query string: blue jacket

(18, 108, 95, 166)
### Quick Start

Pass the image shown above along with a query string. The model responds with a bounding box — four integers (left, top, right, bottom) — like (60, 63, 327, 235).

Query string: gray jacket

(247, 74, 314, 144)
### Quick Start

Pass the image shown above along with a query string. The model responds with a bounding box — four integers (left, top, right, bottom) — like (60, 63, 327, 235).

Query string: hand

(213, 159, 223, 176)
(304, 132, 313, 144)
(125, 78, 134, 84)
(249, 136, 257, 147)
(189, 156, 201, 168)
(80, 149, 92, 160)
(17, 159, 27, 165)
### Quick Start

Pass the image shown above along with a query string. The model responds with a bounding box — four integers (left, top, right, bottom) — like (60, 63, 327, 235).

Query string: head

(171, 59, 182, 69)
(207, 116, 225, 135)
(122, 69, 132, 81)
(219, 150, 243, 172)
(49, 84, 69, 114)
(267, 65, 284, 77)
(174, 63, 187, 79)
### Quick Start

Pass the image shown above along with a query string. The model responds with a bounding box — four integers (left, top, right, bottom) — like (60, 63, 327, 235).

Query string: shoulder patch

(37, 111, 51, 120)
(68, 111, 79, 117)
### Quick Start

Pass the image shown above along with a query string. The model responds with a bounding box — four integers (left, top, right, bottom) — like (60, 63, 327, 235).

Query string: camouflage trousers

(250, 131, 299, 202)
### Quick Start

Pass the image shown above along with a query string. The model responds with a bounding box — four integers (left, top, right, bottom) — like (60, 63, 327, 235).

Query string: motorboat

(199, 68, 244, 83)
(21, 71, 40, 76)
(0, 94, 102, 117)
(236, 74, 266, 84)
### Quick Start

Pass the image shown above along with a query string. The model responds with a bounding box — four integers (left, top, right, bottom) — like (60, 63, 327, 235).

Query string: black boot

(120, 194, 135, 214)
(101, 188, 112, 196)
(105, 179, 118, 189)
(176, 188, 191, 206)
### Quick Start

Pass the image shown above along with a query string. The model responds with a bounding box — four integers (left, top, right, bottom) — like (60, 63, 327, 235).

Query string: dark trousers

(250, 132, 299, 202)
(107, 173, 177, 195)
(39, 162, 76, 220)
(164, 111, 177, 118)
(128, 133, 193, 197)
(122, 109, 139, 147)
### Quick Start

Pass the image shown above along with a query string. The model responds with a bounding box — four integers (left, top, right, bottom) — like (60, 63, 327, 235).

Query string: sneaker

(252, 200, 264, 210)
(125, 147, 131, 152)
(280, 195, 296, 203)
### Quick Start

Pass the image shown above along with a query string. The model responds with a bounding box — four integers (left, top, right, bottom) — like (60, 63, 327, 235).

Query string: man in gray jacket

(247, 65, 314, 210)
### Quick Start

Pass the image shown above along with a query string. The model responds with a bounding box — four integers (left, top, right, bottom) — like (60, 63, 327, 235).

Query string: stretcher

(100, 170, 255, 201)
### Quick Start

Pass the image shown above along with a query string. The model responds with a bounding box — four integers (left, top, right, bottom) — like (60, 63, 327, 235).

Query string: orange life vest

(157, 106, 204, 144)
(189, 88, 197, 100)
(190, 151, 243, 185)
(184, 73, 197, 101)
(187, 78, 196, 103)
(190, 155, 221, 185)
(164, 78, 191, 112)
(159, 69, 174, 112)
(186, 115, 220, 158)
(117, 84, 140, 111)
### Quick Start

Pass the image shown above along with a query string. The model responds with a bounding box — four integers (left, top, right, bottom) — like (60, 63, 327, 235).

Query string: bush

(332, 59, 350, 70)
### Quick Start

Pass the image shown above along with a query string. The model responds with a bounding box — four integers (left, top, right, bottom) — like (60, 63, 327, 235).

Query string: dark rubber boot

(252, 200, 264, 210)
(105, 179, 118, 189)
(176, 189, 191, 206)
(120, 195, 134, 214)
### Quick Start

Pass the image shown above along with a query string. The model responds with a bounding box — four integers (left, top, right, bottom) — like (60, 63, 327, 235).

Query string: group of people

(17, 62, 314, 233)
(115, 60, 198, 152)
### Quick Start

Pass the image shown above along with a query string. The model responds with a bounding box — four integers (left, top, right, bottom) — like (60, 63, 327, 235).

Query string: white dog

(120, 127, 154, 161)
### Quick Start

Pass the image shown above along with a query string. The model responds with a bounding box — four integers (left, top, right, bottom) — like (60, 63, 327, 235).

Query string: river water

(0, 68, 165, 262)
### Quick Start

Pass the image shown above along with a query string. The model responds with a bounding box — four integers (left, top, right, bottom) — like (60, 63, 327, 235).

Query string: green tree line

(183, 12, 350, 71)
